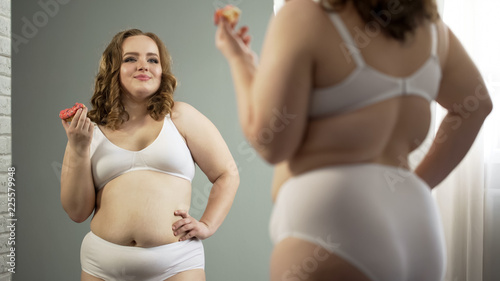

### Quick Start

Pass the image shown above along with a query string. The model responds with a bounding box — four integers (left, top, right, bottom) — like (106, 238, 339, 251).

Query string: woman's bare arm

(171, 102, 239, 240)
(60, 107, 96, 222)
(415, 24, 493, 188)
(216, 0, 321, 164)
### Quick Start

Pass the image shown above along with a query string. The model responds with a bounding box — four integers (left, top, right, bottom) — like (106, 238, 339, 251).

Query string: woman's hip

(269, 163, 446, 280)
(80, 231, 205, 281)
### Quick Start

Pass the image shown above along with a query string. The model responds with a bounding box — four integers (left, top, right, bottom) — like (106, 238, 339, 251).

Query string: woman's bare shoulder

(264, 0, 330, 60)
(277, 0, 327, 23)
(286, 0, 323, 11)
(171, 101, 198, 118)
(170, 101, 207, 132)
(433, 17, 450, 67)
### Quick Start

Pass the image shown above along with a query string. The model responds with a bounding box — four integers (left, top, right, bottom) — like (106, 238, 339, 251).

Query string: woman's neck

(121, 93, 150, 122)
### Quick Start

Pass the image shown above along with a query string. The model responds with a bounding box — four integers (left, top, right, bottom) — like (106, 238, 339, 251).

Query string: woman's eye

(148, 58, 159, 64)
(123, 57, 136, 63)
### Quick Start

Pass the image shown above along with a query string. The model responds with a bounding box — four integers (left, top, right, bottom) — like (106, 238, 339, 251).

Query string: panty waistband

(85, 231, 201, 253)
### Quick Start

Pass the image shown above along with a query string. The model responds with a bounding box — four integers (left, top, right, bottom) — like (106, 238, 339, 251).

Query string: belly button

(131, 240, 137, 246)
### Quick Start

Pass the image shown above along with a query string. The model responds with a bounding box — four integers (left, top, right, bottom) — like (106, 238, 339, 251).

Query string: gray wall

(12, 1, 275, 280)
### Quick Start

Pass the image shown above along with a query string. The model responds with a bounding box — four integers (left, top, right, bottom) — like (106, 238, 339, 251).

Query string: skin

(61, 35, 239, 281)
(216, 0, 492, 280)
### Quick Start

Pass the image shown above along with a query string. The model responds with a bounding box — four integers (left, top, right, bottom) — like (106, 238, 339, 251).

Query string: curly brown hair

(319, 0, 439, 41)
(88, 29, 177, 130)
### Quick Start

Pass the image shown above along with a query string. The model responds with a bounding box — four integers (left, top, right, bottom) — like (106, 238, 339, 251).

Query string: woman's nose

(137, 59, 148, 71)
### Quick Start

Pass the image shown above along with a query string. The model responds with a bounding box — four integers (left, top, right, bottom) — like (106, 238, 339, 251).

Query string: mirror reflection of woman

(216, 0, 492, 280)
(61, 29, 239, 281)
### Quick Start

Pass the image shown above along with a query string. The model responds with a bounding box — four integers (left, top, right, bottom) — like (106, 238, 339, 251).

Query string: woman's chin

(123, 89, 159, 100)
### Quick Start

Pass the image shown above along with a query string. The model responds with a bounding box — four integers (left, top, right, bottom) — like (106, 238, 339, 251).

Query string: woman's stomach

(90, 170, 192, 247)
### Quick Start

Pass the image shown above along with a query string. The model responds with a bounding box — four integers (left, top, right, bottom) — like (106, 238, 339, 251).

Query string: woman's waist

(273, 161, 432, 215)
(91, 209, 188, 247)
(288, 149, 412, 177)
(271, 151, 415, 202)
(92, 189, 191, 247)
(282, 145, 431, 187)
(83, 231, 201, 252)
(96, 174, 192, 206)
(280, 160, 429, 196)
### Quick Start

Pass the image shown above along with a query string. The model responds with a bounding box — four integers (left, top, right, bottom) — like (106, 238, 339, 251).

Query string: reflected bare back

(272, 2, 448, 195)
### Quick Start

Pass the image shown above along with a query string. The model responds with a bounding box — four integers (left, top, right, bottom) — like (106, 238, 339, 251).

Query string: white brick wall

(0, 0, 10, 280)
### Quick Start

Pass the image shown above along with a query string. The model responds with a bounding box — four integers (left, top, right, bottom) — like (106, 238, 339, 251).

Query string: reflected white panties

(269, 163, 446, 281)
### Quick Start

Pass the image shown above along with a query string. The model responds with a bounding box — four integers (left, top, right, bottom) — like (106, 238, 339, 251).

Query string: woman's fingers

(81, 110, 93, 132)
(76, 107, 88, 129)
(61, 119, 69, 131)
(67, 108, 81, 129)
(217, 18, 229, 32)
(174, 209, 189, 218)
(67, 107, 93, 134)
(171, 217, 211, 241)
(217, 20, 234, 46)
(217, 20, 253, 55)
(171, 210, 208, 241)
(237, 26, 248, 37)
(174, 222, 195, 236)
(235, 26, 252, 47)
(221, 18, 242, 42)
(62, 108, 93, 145)
(237, 26, 252, 46)
(179, 232, 194, 241)
(87, 119, 94, 134)
(172, 217, 191, 230)
(172, 210, 191, 234)
(242, 35, 251, 46)
(82, 117, 90, 131)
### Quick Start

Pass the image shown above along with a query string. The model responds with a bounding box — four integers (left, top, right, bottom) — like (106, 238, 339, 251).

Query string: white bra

(90, 115, 195, 190)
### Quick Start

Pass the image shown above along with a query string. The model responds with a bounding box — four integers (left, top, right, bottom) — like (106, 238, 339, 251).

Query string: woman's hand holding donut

(215, 17, 257, 64)
(172, 210, 213, 241)
(61, 107, 94, 157)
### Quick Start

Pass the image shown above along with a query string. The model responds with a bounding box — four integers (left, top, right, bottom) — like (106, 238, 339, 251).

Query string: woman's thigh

(81, 268, 205, 281)
(270, 237, 372, 281)
(166, 269, 205, 281)
(81, 270, 105, 281)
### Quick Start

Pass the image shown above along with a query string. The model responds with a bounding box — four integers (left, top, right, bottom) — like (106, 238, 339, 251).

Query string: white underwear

(80, 231, 205, 281)
(269, 163, 446, 281)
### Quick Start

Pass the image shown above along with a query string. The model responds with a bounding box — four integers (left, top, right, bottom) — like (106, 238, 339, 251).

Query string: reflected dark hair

(88, 29, 177, 130)
(319, 0, 439, 41)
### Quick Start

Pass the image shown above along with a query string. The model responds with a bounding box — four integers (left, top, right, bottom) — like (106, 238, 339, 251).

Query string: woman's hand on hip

(61, 107, 94, 157)
(172, 210, 213, 241)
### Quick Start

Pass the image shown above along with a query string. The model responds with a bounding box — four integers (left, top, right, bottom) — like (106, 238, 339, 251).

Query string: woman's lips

(134, 75, 151, 81)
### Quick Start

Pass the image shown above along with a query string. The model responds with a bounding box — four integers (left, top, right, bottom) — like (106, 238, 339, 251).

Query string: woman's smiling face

(120, 35, 162, 100)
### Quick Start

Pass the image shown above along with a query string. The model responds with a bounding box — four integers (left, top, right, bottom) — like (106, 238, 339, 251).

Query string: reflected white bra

(274, 0, 321, 14)
(273, 0, 285, 14)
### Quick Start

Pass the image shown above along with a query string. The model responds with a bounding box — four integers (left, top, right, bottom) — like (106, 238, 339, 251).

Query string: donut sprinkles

(59, 103, 86, 122)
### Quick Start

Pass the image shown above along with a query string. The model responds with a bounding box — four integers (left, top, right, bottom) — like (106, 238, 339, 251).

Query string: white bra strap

(430, 23, 438, 56)
(329, 13, 365, 66)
